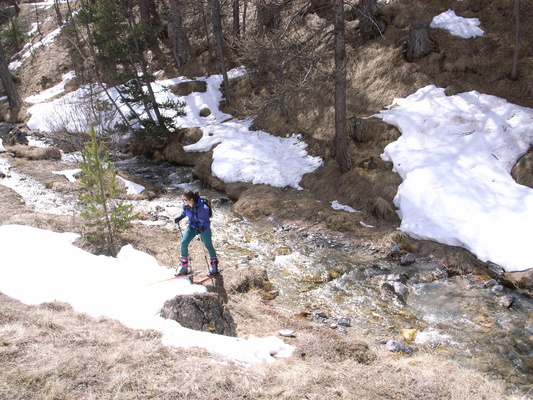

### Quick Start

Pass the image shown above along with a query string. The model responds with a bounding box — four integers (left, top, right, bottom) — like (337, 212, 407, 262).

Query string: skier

(174, 190, 219, 276)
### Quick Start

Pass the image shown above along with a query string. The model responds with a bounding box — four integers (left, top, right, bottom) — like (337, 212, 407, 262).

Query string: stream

(121, 159, 533, 396)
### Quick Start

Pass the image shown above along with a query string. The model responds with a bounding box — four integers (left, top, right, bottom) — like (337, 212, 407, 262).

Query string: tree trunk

(211, 0, 231, 105)
(359, 0, 377, 42)
(242, 0, 248, 36)
(198, 0, 214, 61)
(0, 38, 21, 122)
(168, 0, 190, 67)
(333, 0, 350, 173)
(138, 0, 159, 28)
(511, 0, 520, 80)
(53, 0, 63, 25)
(126, 14, 167, 131)
(405, 23, 433, 62)
(256, 0, 282, 37)
(233, 0, 240, 37)
(11, 0, 20, 15)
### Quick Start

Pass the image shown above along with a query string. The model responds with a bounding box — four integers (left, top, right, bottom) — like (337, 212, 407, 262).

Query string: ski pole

(176, 220, 183, 238)
(175, 221, 184, 275)
(197, 230, 210, 270)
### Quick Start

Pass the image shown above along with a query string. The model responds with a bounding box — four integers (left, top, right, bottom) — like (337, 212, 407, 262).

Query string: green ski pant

(180, 226, 217, 259)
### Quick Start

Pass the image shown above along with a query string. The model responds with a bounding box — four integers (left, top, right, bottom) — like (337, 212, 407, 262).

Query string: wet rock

(483, 278, 498, 288)
(499, 295, 515, 308)
(364, 264, 389, 278)
(393, 282, 409, 303)
(381, 274, 410, 303)
(386, 340, 412, 354)
(488, 263, 505, 276)
(386, 273, 408, 284)
(412, 269, 446, 284)
(400, 253, 416, 266)
(491, 284, 506, 296)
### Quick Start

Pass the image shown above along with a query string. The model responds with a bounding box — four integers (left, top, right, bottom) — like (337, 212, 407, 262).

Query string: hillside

(0, 1, 532, 398)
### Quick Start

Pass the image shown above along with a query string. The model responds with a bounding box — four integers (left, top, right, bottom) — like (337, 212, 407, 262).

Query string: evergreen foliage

(72, 0, 185, 137)
(77, 124, 137, 256)
(1, 16, 24, 53)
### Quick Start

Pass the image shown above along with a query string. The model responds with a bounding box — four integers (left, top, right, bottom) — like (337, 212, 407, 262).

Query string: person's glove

(195, 227, 204, 234)
(174, 216, 185, 223)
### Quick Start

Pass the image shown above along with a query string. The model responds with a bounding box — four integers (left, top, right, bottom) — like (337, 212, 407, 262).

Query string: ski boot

(208, 258, 219, 276)
(175, 257, 189, 276)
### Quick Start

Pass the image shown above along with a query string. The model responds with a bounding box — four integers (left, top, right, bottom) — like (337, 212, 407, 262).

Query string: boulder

(386, 339, 413, 354)
(169, 80, 207, 96)
(160, 292, 237, 336)
(2, 128, 29, 146)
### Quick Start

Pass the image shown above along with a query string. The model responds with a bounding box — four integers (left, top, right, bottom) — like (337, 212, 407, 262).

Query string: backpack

(201, 196, 213, 217)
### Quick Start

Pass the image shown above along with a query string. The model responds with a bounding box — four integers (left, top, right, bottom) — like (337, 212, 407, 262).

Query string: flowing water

(121, 159, 533, 396)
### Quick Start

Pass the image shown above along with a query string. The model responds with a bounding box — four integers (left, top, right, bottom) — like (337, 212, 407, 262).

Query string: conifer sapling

(77, 124, 137, 256)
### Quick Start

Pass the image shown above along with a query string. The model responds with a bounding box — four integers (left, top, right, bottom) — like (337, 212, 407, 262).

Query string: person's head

(182, 190, 200, 206)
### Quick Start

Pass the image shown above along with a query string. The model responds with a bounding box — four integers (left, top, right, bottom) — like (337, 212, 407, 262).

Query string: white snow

(9, 26, 61, 71)
(186, 119, 322, 189)
(331, 200, 360, 213)
(26, 67, 323, 190)
(117, 176, 145, 195)
(52, 168, 81, 183)
(0, 225, 294, 364)
(430, 9, 484, 38)
(0, 138, 5, 153)
(25, 71, 77, 104)
(376, 85, 533, 272)
(0, 157, 78, 215)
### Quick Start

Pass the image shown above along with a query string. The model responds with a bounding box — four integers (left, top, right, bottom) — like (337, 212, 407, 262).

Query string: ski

(147, 270, 199, 286)
(191, 269, 223, 285)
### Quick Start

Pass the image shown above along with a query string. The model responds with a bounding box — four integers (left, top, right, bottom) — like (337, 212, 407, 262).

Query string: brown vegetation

(1, 0, 533, 398)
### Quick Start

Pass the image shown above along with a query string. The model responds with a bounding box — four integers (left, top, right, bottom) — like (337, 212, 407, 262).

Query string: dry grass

(0, 292, 525, 400)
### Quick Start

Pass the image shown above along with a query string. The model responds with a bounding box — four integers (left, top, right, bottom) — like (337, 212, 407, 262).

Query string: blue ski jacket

(179, 197, 211, 232)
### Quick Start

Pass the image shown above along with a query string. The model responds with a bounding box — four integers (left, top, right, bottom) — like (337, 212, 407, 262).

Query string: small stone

(400, 253, 416, 266)
(491, 284, 506, 296)
(386, 339, 412, 354)
(337, 317, 351, 327)
(401, 328, 417, 342)
(394, 282, 409, 303)
(278, 329, 296, 338)
(483, 278, 498, 288)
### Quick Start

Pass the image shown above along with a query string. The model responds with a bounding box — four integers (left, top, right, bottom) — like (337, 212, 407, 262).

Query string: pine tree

(77, 124, 137, 256)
